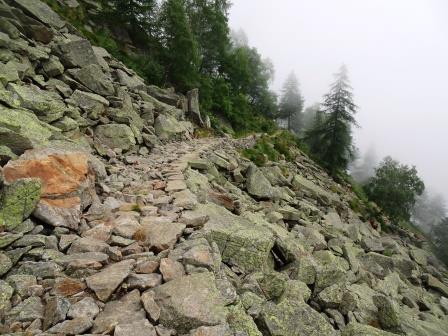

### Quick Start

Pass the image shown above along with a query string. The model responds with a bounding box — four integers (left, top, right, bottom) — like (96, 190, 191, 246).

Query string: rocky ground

(1, 1, 448, 335)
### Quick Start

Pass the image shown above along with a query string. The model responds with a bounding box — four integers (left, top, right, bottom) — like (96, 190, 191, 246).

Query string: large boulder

(8, 83, 66, 123)
(69, 64, 115, 96)
(154, 272, 227, 333)
(3, 143, 104, 230)
(191, 203, 275, 272)
(12, 0, 65, 29)
(258, 299, 336, 336)
(0, 98, 54, 157)
(154, 114, 192, 141)
(70, 89, 109, 118)
(246, 165, 274, 199)
(53, 36, 99, 68)
(0, 178, 41, 230)
(95, 124, 136, 151)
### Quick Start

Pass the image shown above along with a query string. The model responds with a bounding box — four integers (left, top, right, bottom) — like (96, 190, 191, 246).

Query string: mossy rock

(0, 178, 42, 230)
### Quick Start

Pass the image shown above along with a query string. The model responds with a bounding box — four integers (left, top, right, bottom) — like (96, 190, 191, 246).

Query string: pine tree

(278, 72, 304, 132)
(159, 0, 200, 92)
(305, 65, 358, 175)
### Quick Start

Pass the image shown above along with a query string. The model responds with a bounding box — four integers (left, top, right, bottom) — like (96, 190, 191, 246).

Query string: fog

(229, 0, 448, 203)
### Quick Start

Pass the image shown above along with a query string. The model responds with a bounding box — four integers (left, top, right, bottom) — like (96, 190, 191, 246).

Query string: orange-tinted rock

(3, 146, 104, 229)
(52, 277, 86, 297)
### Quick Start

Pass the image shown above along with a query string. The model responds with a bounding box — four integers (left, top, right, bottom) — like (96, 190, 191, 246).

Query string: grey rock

(55, 36, 98, 68)
(6, 296, 44, 323)
(92, 289, 146, 333)
(95, 124, 136, 151)
(13, 0, 65, 28)
(86, 259, 135, 301)
(47, 316, 93, 335)
(142, 290, 161, 322)
(154, 272, 227, 333)
(69, 64, 115, 96)
(43, 296, 70, 330)
(127, 273, 162, 290)
(115, 319, 157, 336)
(67, 297, 99, 319)
(258, 299, 336, 336)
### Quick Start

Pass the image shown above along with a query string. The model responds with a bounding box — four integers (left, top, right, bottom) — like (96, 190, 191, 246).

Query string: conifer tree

(278, 72, 304, 132)
(159, 0, 200, 92)
(305, 65, 358, 175)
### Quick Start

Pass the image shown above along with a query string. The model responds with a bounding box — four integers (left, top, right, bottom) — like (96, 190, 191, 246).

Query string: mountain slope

(0, 1, 448, 335)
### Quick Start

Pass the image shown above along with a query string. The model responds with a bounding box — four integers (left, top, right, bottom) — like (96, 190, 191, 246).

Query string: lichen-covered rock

(258, 299, 336, 336)
(227, 303, 262, 336)
(54, 36, 99, 68)
(0, 178, 41, 230)
(155, 114, 192, 141)
(95, 123, 136, 150)
(8, 83, 66, 123)
(154, 272, 227, 333)
(69, 64, 115, 96)
(342, 322, 397, 336)
(0, 105, 56, 155)
(13, 0, 65, 28)
(246, 165, 274, 199)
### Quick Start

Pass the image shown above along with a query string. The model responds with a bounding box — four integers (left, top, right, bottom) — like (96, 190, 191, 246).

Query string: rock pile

(0, 1, 448, 336)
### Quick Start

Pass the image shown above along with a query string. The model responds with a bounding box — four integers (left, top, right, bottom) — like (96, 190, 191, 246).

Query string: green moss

(227, 303, 262, 336)
(0, 178, 42, 230)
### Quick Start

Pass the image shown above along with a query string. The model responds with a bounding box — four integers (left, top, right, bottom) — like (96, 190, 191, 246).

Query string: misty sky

(229, 0, 448, 202)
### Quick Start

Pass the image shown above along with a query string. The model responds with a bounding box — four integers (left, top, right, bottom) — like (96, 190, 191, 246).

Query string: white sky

(229, 0, 448, 201)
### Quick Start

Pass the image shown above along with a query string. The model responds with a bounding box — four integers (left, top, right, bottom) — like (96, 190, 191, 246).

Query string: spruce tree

(305, 65, 358, 175)
(159, 0, 200, 92)
(278, 72, 304, 132)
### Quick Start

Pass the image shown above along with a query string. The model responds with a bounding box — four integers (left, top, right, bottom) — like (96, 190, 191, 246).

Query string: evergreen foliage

(431, 217, 448, 264)
(365, 156, 425, 223)
(278, 72, 304, 133)
(159, 0, 200, 91)
(305, 65, 358, 175)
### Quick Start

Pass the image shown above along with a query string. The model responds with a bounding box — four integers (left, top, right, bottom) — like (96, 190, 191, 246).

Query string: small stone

(0, 280, 14, 311)
(135, 259, 159, 274)
(6, 296, 44, 322)
(160, 258, 185, 282)
(86, 259, 135, 301)
(92, 290, 146, 334)
(47, 316, 93, 335)
(115, 319, 157, 336)
(67, 297, 99, 319)
(52, 277, 86, 297)
(0, 253, 13, 276)
(43, 296, 70, 330)
(142, 290, 161, 322)
(137, 221, 185, 252)
(127, 273, 162, 290)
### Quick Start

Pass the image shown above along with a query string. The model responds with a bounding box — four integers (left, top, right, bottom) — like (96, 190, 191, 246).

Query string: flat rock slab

(92, 290, 146, 333)
(154, 272, 227, 333)
(166, 180, 187, 192)
(139, 221, 185, 252)
(86, 259, 134, 301)
(13, 0, 65, 28)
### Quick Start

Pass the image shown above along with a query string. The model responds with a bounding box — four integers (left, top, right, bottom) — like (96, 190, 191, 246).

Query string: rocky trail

(1, 1, 448, 335)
